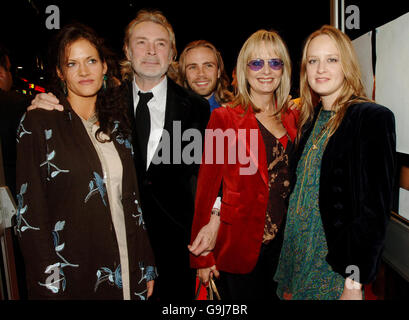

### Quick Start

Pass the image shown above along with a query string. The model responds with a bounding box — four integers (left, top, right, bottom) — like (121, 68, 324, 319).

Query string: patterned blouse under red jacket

(190, 103, 299, 274)
(15, 101, 157, 300)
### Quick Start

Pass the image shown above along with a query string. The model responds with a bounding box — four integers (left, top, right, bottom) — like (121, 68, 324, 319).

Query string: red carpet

(196, 277, 380, 300)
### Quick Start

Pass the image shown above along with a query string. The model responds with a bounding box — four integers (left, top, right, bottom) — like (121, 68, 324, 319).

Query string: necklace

(295, 108, 333, 211)
(309, 108, 333, 151)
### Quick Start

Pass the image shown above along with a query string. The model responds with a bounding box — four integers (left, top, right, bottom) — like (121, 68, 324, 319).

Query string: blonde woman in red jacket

(189, 30, 299, 300)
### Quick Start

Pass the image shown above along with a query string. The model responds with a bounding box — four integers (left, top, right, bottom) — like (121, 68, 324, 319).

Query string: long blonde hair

(231, 29, 292, 115)
(120, 9, 177, 81)
(298, 25, 371, 141)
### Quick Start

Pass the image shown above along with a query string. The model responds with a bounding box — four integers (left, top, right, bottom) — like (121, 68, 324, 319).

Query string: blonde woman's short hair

(232, 29, 292, 115)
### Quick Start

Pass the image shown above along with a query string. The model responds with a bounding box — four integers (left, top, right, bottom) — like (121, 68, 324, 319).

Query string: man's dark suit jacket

(126, 77, 210, 300)
(0, 88, 30, 197)
(294, 101, 396, 284)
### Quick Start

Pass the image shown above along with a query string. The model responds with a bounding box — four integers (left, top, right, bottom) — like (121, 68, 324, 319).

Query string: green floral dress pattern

(274, 109, 345, 300)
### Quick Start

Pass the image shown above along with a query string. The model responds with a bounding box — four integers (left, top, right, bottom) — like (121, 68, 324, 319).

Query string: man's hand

(27, 92, 64, 111)
(188, 213, 220, 256)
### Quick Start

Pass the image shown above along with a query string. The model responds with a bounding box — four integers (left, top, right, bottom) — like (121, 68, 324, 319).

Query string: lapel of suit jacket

(162, 78, 187, 137)
(236, 105, 268, 187)
(147, 78, 187, 173)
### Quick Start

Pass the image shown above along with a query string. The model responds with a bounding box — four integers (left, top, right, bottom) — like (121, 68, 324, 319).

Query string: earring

(102, 74, 107, 90)
(61, 80, 67, 96)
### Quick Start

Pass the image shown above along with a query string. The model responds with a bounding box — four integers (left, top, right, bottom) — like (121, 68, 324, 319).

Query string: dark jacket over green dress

(16, 101, 156, 300)
(275, 102, 396, 300)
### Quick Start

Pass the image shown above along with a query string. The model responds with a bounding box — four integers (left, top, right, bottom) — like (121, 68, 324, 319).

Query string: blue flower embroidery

(38, 221, 79, 293)
(84, 172, 107, 206)
(39, 129, 70, 180)
(132, 195, 146, 229)
(16, 182, 40, 235)
(94, 264, 122, 292)
(52, 221, 79, 269)
(134, 288, 147, 300)
(113, 121, 134, 155)
(111, 121, 120, 134)
(134, 262, 157, 300)
(138, 262, 158, 284)
(16, 113, 32, 143)
(116, 136, 133, 152)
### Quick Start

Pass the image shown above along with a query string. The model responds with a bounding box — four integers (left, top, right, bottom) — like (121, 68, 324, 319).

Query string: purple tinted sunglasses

(247, 58, 284, 71)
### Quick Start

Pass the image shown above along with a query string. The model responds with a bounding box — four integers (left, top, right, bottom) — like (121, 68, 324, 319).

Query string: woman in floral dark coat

(16, 23, 156, 299)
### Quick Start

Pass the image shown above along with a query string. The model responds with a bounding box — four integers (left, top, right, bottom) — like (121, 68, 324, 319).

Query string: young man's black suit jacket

(126, 77, 210, 300)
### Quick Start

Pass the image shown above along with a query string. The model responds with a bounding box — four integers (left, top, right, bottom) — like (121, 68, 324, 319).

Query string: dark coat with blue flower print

(16, 101, 156, 300)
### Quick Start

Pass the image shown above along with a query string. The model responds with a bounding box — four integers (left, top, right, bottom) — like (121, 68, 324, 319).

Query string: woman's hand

(147, 280, 154, 299)
(339, 278, 363, 300)
(188, 211, 220, 256)
(197, 265, 220, 286)
(286, 95, 300, 110)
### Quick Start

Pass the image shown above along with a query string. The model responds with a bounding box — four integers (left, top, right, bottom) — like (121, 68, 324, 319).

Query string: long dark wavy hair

(47, 23, 131, 142)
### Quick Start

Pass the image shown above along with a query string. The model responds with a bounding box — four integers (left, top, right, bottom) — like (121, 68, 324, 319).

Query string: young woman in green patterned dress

(274, 25, 396, 300)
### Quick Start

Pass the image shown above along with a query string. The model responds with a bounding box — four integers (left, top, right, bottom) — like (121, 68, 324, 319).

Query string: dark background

(1, 0, 409, 96)
(1, 0, 409, 303)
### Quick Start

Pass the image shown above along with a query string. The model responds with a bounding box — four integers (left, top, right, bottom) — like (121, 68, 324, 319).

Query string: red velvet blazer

(190, 104, 299, 274)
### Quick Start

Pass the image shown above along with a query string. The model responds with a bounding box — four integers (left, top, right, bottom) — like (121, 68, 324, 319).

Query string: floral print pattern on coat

(16, 105, 156, 300)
